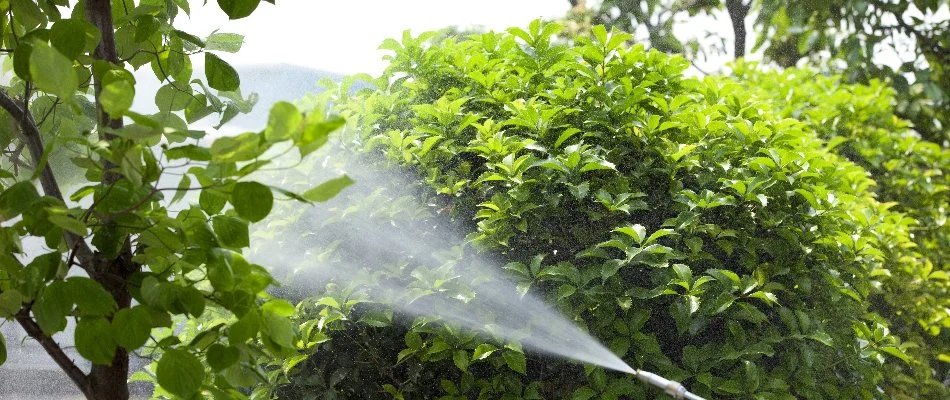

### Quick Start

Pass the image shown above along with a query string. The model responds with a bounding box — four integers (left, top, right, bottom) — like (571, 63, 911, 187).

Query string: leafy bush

(729, 64, 950, 396)
(268, 22, 948, 399)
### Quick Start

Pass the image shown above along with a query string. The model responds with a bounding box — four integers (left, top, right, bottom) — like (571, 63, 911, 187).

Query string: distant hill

(220, 64, 349, 130)
(132, 63, 352, 133)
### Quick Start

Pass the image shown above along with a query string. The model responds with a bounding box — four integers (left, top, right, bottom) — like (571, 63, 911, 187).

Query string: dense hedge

(260, 21, 948, 399)
(730, 65, 950, 397)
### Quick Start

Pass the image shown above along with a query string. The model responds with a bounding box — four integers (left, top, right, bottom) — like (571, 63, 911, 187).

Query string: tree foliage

(0, 1, 345, 399)
(260, 21, 948, 399)
(565, 0, 949, 145)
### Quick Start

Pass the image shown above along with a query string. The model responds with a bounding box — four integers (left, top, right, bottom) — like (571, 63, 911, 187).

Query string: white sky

(176, 0, 572, 74)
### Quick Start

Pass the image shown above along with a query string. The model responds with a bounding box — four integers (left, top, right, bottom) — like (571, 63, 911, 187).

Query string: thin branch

(36, 97, 62, 127)
(0, 90, 96, 268)
(15, 307, 93, 398)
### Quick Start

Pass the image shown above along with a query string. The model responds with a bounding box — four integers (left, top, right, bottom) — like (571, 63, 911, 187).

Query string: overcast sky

(175, 1, 572, 74)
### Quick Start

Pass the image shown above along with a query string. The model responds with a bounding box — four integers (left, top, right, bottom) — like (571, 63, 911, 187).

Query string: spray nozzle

(630, 369, 709, 400)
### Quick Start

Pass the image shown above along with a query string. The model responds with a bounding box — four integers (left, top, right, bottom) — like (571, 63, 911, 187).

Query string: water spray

(256, 159, 712, 400)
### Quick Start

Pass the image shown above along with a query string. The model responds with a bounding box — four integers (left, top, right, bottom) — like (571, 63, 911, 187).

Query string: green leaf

(157, 349, 205, 398)
(579, 160, 615, 172)
(0, 331, 6, 365)
(672, 264, 692, 283)
(178, 287, 206, 317)
(230, 181, 273, 222)
(27, 252, 64, 283)
(0, 181, 41, 219)
(33, 281, 72, 334)
(298, 114, 344, 156)
(472, 343, 497, 360)
(13, 42, 34, 81)
(166, 144, 211, 161)
(206, 32, 244, 53)
(261, 312, 295, 349)
(262, 299, 295, 317)
(205, 53, 240, 91)
(216, 0, 261, 20)
(229, 310, 261, 345)
(302, 175, 353, 202)
(614, 224, 646, 244)
(100, 79, 135, 116)
(206, 343, 240, 371)
(601, 259, 623, 281)
(503, 350, 526, 374)
(155, 84, 191, 112)
(571, 387, 597, 400)
(29, 42, 79, 99)
(111, 306, 153, 350)
(880, 346, 911, 363)
(453, 349, 470, 372)
(68, 277, 118, 317)
(264, 101, 302, 142)
(75, 317, 116, 365)
(748, 291, 779, 306)
(174, 30, 204, 47)
(0, 290, 23, 319)
(556, 284, 576, 299)
(210, 132, 266, 163)
(360, 311, 392, 327)
(50, 19, 91, 60)
(199, 188, 228, 214)
(212, 215, 250, 248)
(47, 214, 87, 236)
(554, 128, 582, 148)
(170, 175, 192, 204)
(707, 269, 741, 285)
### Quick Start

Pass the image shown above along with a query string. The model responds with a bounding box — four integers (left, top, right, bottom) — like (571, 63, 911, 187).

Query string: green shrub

(267, 21, 948, 399)
(729, 64, 950, 397)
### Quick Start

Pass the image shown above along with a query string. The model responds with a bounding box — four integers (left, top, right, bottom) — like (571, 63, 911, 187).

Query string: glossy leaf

(205, 53, 240, 91)
(216, 0, 261, 20)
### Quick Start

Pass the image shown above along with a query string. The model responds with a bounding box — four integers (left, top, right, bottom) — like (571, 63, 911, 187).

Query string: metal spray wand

(629, 368, 708, 400)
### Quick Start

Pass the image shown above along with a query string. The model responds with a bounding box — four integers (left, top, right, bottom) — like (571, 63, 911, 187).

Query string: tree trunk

(725, 0, 750, 59)
(84, 1, 136, 398)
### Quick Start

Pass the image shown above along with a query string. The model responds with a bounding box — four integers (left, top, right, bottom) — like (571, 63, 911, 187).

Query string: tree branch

(15, 307, 92, 398)
(0, 90, 96, 268)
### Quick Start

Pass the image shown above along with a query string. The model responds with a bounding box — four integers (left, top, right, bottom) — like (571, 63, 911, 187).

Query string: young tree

(0, 1, 348, 398)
